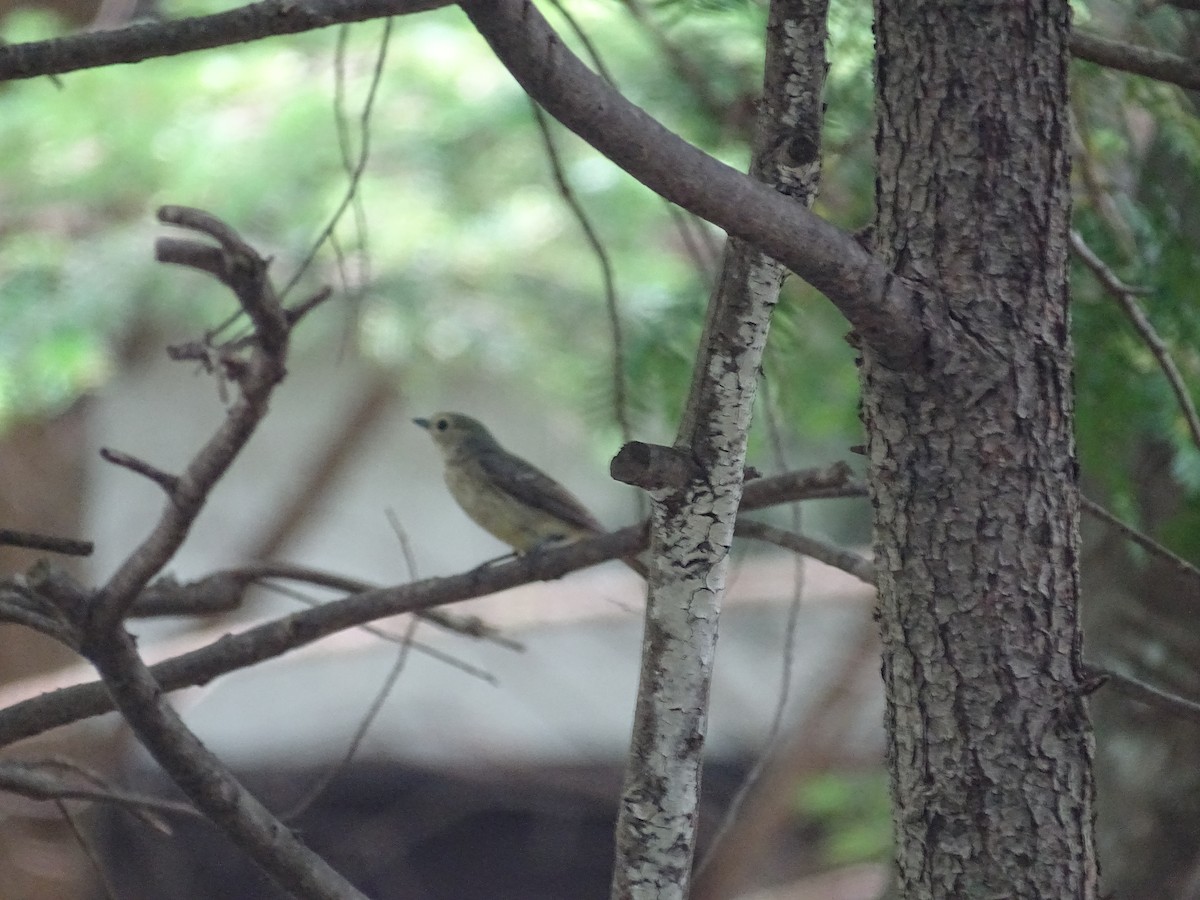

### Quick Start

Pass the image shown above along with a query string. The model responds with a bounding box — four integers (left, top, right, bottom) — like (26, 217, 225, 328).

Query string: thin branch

(1080, 496, 1200, 590)
(1088, 664, 1200, 725)
(1070, 28, 1200, 91)
(0, 0, 449, 82)
(56, 800, 120, 900)
(281, 618, 418, 821)
(0, 759, 194, 820)
(544, 0, 617, 84)
(84, 629, 369, 899)
(89, 207, 300, 633)
(235, 560, 523, 649)
(736, 519, 876, 586)
(530, 101, 633, 446)
(0, 464, 864, 748)
(0, 528, 92, 557)
(99, 447, 180, 493)
(619, 0, 728, 124)
(280, 16, 393, 299)
(459, 0, 925, 368)
(263, 579, 503, 683)
(664, 203, 720, 285)
(1070, 230, 1200, 453)
(0, 589, 77, 644)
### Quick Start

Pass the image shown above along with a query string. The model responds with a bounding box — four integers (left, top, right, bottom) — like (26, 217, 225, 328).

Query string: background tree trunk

(866, 2, 1098, 896)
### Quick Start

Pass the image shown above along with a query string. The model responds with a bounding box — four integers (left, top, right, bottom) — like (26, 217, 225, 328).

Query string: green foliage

(3, 0, 1199, 552)
(795, 770, 892, 866)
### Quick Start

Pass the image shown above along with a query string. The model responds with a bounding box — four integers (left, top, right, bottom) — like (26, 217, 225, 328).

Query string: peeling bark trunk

(610, 2, 827, 897)
(866, 2, 1098, 897)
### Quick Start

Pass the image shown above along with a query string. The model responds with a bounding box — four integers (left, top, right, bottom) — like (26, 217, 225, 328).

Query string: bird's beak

(413, 417, 430, 430)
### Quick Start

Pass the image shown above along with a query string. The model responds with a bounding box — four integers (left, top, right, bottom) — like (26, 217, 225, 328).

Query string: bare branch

(460, 0, 926, 368)
(56, 799, 119, 900)
(1070, 28, 1200, 91)
(84, 628, 368, 899)
(1071, 230, 1200, 453)
(1089, 665, 1200, 725)
(280, 619, 418, 821)
(99, 447, 180, 493)
(0, 0, 450, 82)
(0, 465, 864, 748)
(736, 519, 876, 586)
(619, 0, 728, 124)
(1080, 496, 1200, 590)
(0, 528, 92, 557)
(740, 461, 865, 508)
(530, 101, 633, 445)
(0, 759, 194, 820)
(89, 208, 297, 633)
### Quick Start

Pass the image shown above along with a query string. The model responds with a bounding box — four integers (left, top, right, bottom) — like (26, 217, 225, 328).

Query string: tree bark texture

(611, 1, 827, 896)
(866, 2, 1098, 897)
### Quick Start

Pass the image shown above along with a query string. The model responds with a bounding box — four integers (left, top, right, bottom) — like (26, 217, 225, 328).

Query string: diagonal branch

(86, 628, 368, 899)
(736, 519, 876, 586)
(1070, 28, 1200, 91)
(460, 0, 924, 368)
(0, 0, 449, 81)
(1070, 230, 1200, 454)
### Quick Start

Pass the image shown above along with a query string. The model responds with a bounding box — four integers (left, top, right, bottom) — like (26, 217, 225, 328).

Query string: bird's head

(413, 412, 498, 455)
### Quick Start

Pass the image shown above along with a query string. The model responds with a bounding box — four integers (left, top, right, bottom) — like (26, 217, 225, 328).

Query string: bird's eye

(436, 418, 449, 431)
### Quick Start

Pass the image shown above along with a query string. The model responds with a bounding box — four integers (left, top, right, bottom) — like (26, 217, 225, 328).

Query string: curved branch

(1070, 29, 1200, 91)
(0, 0, 449, 81)
(460, 0, 924, 367)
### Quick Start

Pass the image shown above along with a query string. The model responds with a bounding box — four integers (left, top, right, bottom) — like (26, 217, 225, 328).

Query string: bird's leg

(471, 549, 521, 572)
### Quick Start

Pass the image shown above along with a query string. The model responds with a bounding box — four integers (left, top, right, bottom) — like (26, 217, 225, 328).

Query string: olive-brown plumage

(414, 412, 646, 576)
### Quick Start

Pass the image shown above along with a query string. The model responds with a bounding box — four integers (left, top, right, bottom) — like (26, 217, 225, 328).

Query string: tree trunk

(866, 2, 1098, 897)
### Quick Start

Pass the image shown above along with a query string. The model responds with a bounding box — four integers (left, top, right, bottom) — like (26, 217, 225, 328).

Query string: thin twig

(281, 618, 419, 821)
(619, 0, 728, 123)
(89, 208, 299, 633)
(0, 0, 449, 82)
(385, 508, 420, 581)
(664, 203, 720, 285)
(281, 17, 392, 300)
(737, 519, 876, 585)
(529, 101, 633, 448)
(0, 528, 93, 557)
(1089, 664, 1200, 725)
(0, 760, 194, 820)
(1071, 230, 1200, 453)
(98, 448, 179, 493)
(1080, 496, 1200, 589)
(1070, 28, 1200, 91)
(544, 0, 617, 84)
(261, 579, 501, 684)
(56, 800, 120, 900)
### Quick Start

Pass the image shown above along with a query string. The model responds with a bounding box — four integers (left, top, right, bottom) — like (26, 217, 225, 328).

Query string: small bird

(414, 412, 646, 576)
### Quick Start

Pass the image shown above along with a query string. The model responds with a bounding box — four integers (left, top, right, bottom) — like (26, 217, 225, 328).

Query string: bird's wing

(476, 447, 604, 535)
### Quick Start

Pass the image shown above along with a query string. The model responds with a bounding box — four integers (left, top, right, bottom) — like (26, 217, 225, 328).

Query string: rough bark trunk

(866, 2, 1098, 897)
